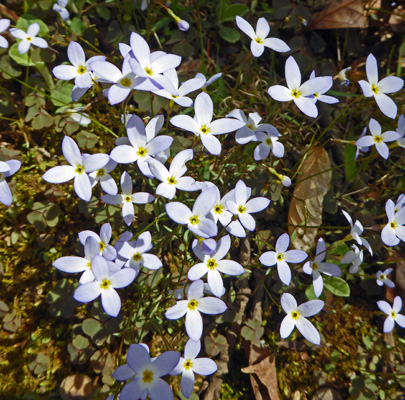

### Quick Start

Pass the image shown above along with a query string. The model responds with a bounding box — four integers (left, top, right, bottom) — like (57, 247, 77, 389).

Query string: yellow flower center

(96, 169, 105, 177)
(312, 262, 318, 271)
(77, 65, 86, 75)
(371, 84, 379, 94)
(313, 93, 319, 98)
(200, 125, 210, 134)
(144, 67, 153, 76)
(390, 221, 397, 229)
(237, 205, 246, 214)
(75, 165, 84, 174)
(291, 89, 301, 98)
(291, 311, 300, 320)
(188, 300, 199, 310)
(124, 195, 132, 203)
(276, 253, 284, 261)
(100, 279, 111, 290)
(120, 77, 132, 87)
(246, 124, 254, 130)
(207, 259, 218, 270)
(99, 242, 105, 251)
(255, 37, 263, 44)
(374, 135, 383, 143)
(167, 176, 177, 185)
(214, 204, 223, 214)
(137, 147, 147, 157)
(26, 36, 32, 42)
(265, 138, 272, 146)
(390, 311, 396, 318)
(133, 252, 142, 261)
(87, 261, 91, 270)
(142, 369, 154, 383)
(184, 360, 193, 370)
(189, 215, 199, 225)
(171, 94, 178, 99)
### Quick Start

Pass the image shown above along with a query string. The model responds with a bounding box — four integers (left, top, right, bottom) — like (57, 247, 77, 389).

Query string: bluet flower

(358, 53, 404, 119)
(280, 293, 324, 345)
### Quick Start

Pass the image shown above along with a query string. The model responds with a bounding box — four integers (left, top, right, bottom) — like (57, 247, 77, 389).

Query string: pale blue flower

(10, 23, 48, 54)
(280, 293, 324, 345)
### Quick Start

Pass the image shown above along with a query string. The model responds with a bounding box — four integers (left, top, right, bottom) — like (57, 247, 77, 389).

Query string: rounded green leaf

(324, 276, 350, 297)
(219, 27, 241, 43)
(9, 43, 44, 67)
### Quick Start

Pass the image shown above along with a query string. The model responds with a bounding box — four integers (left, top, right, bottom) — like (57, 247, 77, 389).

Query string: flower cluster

(2, 6, 404, 399)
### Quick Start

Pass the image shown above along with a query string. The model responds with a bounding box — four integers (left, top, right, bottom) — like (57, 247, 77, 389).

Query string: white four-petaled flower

(188, 235, 245, 297)
(226, 180, 270, 232)
(118, 231, 162, 274)
(73, 255, 136, 317)
(377, 296, 405, 333)
(381, 199, 405, 246)
(53, 41, 105, 88)
(268, 56, 332, 118)
(165, 279, 227, 341)
(355, 118, 400, 160)
(170, 92, 245, 155)
(10, 23, 48, 54)
(111, 114, 173, 178)
(165, 186, 218, 238)
(114, 343, 180, 400)
(260, 233, 307, 286)
(0, 19, 10, 48)
(170, 339, 217, 399)
(78, 223, 117, 261)
(42, 136, 109, 201)
(235, 16, 290, 57)
(376, 268, 394, 288)
(280, 292, 324, 345)
(341, 209, 373, 255)
(0, 159, 21, 206)
(302, 238, 341, 298)
(358, 53, 404, 119)
(101, 171, 154, 225)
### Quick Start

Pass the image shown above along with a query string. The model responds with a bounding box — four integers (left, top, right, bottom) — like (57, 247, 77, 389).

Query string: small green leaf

(51, 81, 74, 107)
(16, 14, 49, 34)
(70, 17, 84, 36)
(27, 210, 47, 231)
(9, 43, 44, 67)
(219, 4, 249, 22)
(28, 353, 50, 376)
(76, 131, 98, 149)
(204, 333, 227, 357)
(345, 143, 357, 181)
(82, 318, 103, 338)
(241, 319, 264, 344)
(0, 55, 22, 79)
(324, 276, 350, 297)
(219, 27, 241, 43)
(172, 42, 195, 57)
(96, 5, 111, 20)
(31, 110, 54, 130)
(73, 334, 90, 350)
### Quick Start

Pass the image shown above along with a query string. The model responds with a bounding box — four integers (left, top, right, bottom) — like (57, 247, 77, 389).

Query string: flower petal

(295, 317, 321, 344)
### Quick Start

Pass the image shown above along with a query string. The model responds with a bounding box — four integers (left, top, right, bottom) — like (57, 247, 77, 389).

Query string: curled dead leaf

(288, 147, 332, 252)
(307, 0, 377, 29)
(242, 344, 280, 400)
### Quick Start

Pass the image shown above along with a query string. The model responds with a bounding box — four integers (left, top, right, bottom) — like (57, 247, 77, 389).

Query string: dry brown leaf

(308, 0, 370, 29)
(288, 147, 332, 252)
(389, 6, 405, 33)
(241, 345, 280, 400)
